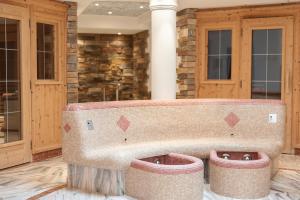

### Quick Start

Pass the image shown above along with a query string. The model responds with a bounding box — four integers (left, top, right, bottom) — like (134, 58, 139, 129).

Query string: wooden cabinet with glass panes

(0, 0, 67, 169)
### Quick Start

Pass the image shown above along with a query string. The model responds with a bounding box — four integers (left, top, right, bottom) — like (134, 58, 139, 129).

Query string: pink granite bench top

(130, 153, 204, 175)
(210, 150, 270, 169)
(65, 99, 283, 111)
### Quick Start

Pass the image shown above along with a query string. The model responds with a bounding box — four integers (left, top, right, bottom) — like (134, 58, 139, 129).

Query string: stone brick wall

(132, 31, 150, 99)
(65, 1, 79, 103)
(176, 9, 198, 99)
(78, 32, 149, 102)
(65, 6, 198, 102)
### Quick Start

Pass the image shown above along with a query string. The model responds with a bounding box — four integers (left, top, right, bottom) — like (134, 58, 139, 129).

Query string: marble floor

(0, 155, 299, 200)
(0, 157, 67, 200)
(278, 154, 300, 171)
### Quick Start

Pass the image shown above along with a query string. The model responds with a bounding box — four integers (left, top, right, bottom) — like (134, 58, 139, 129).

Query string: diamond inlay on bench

(117, 115, 130, 132)
(224, 112, 240, 128)
(64, 123, 71, 133)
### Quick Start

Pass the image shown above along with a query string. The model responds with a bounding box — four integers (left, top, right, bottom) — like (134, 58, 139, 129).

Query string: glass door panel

(37, 23, 55, 80)
(0, 17, 21, 144)
(251, 29, 282, 99)
(207, 30, 232, 80)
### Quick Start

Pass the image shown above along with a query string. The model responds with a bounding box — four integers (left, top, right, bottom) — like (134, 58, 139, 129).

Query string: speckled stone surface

(62, 100, 285, 170)
(125, 153, 203, 200)
(210, 152, 271, 199)
(126, 167, 203, 200)
(210, 151, 270, 169)
(130, 153, 204, 174)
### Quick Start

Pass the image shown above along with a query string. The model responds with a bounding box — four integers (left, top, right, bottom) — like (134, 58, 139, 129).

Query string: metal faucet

(102, 82, 121, 102)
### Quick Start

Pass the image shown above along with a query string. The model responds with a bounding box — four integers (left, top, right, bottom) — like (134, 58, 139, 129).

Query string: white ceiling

(69, 0, 300, 34)
(82, 1, 149, 16)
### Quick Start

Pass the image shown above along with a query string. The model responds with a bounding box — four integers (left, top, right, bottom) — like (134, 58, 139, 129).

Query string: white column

(150, 0, 177, 100)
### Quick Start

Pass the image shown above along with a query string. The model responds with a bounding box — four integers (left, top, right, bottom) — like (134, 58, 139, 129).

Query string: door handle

(286, 71, 292, 94)
(297, 112, 300, 145)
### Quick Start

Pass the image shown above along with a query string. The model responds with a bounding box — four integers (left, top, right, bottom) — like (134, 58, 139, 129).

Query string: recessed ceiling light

(95, 2, 99, 6)
(140, 5, 144, 9)
(108, 11, 113, 15)
(118, 32, 122, 35)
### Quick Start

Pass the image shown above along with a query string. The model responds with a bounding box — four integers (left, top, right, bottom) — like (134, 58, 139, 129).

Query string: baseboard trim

(32, 148, 62, 162)
(295, 148, 300, 155)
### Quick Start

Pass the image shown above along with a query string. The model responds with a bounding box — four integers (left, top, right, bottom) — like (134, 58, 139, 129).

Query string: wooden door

(0, 2, 31, 169)
(240, 17, 294, 153)
(296, 100, 300, 150)
(30, 6, 66, 154)
(294, 61, 300, 151)
(197, 21, 240, 98)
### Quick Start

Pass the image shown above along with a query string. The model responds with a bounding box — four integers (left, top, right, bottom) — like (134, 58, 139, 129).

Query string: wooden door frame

(30, 4, 67, 154)
(197, 21, 240, 83)
(0, 2, 32, 168)
(240, 17, 294, 153)
(30, 4, 67, 86)
(196, 21, 240, 98)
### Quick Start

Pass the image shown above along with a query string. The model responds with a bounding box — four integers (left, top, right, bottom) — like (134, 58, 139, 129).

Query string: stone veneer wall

(132, 31, 150, 99)
(65, 1, 79, 103)
(176, 9, 199, 99)
(71, 7, 198, 102)
(78, 31, 149, 102)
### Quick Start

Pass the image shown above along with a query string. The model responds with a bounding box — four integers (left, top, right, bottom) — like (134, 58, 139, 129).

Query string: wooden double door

(197, 6, 300, 154)
(0, 0, 67, 169)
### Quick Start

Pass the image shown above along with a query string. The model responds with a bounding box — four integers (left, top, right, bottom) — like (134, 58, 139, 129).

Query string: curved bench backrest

(62, 99, 285, 156)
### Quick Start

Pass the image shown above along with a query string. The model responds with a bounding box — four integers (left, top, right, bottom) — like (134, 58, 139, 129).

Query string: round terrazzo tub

(209, 150, 271, 199)
(125, 153, 204, 200)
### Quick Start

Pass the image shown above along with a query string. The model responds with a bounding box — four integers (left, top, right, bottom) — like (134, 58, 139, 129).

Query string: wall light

(108, 11, 113, 15)
(95, 2, 99, 6)
(118, 32, 122, 35)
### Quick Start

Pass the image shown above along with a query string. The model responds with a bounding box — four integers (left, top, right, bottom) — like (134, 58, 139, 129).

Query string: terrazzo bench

(62, 99, 285, 196)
